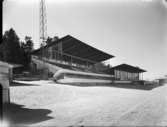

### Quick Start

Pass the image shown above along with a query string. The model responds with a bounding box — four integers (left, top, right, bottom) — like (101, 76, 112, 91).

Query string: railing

(35, 49, 97, 69)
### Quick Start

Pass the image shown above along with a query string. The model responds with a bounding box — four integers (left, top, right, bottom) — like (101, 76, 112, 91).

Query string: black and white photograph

(1, 0, 167, 126)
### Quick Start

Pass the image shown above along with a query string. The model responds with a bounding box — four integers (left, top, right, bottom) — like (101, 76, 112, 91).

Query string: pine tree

(1, 28, 25, 64)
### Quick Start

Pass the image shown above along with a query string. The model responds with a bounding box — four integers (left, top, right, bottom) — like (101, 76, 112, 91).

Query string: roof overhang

(32, 35, 114, 63)
(110, 63, 146, 73)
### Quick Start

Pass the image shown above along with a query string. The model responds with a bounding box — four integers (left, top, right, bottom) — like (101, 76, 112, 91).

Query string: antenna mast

(39, 0, 48, 79)
(39, 0, 47, 46)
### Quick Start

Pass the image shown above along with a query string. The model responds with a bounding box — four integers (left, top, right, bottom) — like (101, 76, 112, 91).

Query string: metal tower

(39, 0, 48, 79)
(39, 0, 47, 46)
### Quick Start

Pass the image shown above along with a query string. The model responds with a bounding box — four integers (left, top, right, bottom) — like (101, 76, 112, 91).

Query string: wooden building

(109, 64, 146, 81)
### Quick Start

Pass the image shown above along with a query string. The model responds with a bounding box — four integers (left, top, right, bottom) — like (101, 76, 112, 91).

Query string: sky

(3, 0, 167, 80)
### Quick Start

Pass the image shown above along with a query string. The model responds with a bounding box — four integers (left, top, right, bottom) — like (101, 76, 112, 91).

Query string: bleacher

(32, 56, 114, 84)
(31, 35, 115, 84)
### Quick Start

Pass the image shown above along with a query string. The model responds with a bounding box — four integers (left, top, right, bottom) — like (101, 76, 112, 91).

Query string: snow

(7, 81, 167, 126)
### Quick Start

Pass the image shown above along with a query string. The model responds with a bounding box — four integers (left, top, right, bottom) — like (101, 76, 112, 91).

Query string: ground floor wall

(114, 70, 141, 81)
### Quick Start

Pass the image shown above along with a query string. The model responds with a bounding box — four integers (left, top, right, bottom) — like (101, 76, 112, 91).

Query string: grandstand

(108, 64, 146, 84)
(31, 35, 115, 83)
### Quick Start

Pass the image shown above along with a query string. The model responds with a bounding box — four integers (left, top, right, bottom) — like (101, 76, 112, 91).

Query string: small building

(156, 78, 167, 85)
(0, 61, 12, 104)
(109, 64, 146, 81)
(0, 61, 23, 102)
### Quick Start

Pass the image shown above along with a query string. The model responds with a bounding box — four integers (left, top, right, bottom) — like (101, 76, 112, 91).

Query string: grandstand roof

(32, 35, 114, 62)
(110, 64, 146, 73)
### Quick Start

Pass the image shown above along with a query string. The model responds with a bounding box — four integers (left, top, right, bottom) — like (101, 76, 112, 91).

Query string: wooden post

(71, 56, 72, 67)
(86, 61, 88, 68)
(138, 73, 139, 80)
(0, 84, 2, 122)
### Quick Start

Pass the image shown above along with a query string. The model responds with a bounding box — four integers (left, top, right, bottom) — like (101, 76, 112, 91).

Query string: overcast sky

(3, 0, 167, 80)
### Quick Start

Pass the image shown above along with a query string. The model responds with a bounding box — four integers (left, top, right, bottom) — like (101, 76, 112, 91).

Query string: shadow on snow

(3, 103, 53, 126)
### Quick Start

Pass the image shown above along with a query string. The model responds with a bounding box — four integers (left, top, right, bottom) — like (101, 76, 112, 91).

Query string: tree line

(0, 28, 33, 67)
(0, 28, 58, 67)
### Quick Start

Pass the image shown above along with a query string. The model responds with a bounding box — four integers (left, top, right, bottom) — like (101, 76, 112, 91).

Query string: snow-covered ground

(5, 80, 167, 126)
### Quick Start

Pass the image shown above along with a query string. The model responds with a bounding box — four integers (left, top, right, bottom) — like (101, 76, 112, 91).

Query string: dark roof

(32, 35, 114, 62)
(110, 64, 146, 73)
